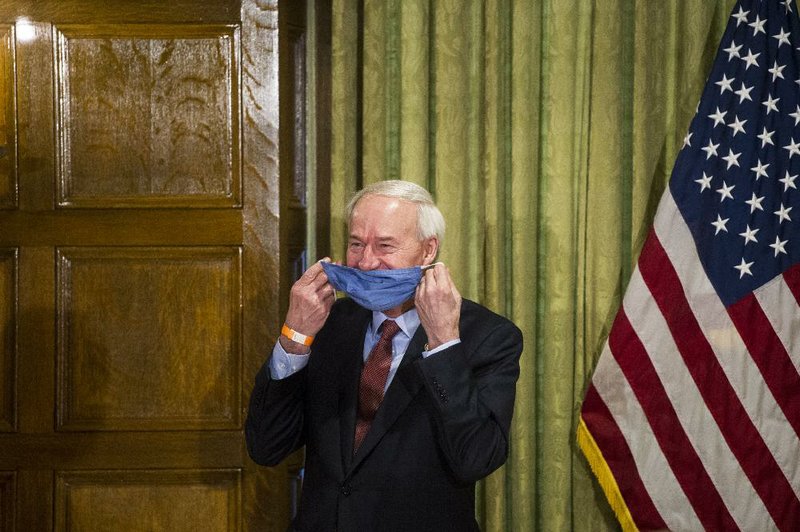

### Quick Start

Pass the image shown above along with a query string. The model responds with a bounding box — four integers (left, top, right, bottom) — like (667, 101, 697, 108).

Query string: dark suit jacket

(246, 298, 523, 531)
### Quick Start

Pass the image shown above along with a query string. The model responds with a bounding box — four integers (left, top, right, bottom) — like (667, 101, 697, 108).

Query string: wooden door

(0, 0, 304, 529)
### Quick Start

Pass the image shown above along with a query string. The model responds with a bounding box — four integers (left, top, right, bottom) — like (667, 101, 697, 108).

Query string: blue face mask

(321, 262, 425, 312)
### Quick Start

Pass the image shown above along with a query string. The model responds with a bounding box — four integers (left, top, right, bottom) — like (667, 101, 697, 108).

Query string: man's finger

(298, 258, 332, 286)
(320, 282, 336, 301)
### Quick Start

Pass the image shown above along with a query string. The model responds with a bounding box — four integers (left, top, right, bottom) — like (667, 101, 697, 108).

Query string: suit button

(340, 484, 351, 497)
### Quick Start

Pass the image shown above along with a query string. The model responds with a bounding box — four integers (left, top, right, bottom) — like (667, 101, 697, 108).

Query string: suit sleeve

(415, 318, 523, 483)
(245, 355, 307, 466)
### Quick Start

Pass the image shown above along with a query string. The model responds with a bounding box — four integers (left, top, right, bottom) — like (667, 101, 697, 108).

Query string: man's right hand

(280, 259, 337, 354)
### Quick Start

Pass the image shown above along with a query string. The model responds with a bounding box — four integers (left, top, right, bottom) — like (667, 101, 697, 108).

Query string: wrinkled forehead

(349, 194, 419, 235)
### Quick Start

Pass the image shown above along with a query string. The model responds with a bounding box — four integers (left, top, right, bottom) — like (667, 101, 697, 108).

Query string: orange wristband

(281, 324, 314, 346)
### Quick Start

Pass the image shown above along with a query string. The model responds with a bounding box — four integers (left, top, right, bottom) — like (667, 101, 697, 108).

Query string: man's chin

(383, 298, 416, 317)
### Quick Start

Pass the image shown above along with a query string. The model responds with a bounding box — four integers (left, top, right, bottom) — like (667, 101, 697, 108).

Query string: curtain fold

(327, 1, 737, 529)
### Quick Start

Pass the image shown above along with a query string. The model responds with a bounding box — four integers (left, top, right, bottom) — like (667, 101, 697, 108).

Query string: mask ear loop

(420, 262, 444, 271)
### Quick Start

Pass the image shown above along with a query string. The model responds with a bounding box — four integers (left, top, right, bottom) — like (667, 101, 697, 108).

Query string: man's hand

(281, 259, 337, 354)
(415, 263, 462, 350)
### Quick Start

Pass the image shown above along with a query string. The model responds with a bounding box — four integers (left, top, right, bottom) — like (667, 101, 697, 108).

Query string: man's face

(347, 194, 438, 271)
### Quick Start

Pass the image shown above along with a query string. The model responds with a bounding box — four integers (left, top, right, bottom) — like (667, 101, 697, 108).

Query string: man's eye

(349, 242, 363, 249)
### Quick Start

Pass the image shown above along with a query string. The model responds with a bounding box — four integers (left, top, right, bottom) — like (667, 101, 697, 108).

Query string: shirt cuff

(268, 340, 310, 379)
(421, 338, 461, 358)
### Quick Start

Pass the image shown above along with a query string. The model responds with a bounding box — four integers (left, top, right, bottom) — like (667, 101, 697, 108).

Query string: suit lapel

(348, 325, 428, 472)
(337, 307, 371, 472)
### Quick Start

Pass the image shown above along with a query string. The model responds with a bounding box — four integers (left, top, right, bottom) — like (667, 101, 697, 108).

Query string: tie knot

(380, 319, 401, 340)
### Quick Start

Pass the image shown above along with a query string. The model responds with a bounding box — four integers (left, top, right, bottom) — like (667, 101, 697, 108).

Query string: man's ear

(422, 237, 439, 265)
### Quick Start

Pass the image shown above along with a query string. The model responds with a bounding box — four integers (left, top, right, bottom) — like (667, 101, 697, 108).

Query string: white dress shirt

(269, 308, 460, 392)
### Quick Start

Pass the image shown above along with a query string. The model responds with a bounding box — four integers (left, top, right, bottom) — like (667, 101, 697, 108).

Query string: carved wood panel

(0, 25, 16, 209)
(56, 247, 242, 431)
(0, 249, 17, 432)
(54, 24, 241, 208)
(55, 469, 240, 531)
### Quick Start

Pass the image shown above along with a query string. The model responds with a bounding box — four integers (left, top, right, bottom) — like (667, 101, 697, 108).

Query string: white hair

(346, 180, 446, 244)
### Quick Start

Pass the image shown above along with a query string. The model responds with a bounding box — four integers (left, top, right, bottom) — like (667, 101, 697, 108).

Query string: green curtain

(328, 0, 735, 529)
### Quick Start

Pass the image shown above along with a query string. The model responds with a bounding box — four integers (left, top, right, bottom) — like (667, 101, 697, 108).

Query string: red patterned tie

(354, 320, 401, 452)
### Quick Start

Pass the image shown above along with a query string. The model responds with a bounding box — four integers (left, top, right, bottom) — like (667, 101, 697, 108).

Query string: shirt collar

(370, 308, 420, 339)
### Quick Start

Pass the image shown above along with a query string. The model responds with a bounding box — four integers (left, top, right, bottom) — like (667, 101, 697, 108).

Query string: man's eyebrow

(348, 234, 398, 242)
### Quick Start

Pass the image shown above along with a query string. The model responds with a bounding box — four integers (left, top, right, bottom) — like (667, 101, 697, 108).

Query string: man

(246, 180, 523, 531)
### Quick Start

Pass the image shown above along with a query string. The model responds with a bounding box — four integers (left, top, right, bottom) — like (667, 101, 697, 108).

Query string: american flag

(578, 0, 800, 530)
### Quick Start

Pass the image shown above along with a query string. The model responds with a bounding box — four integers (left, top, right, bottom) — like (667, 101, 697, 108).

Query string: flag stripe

(581, 384, 666, 530)
(783, 264, 800, 308)
(757, 269, 800, 374)
(607, 303, 738, 531)
(657, 191, 800, 502)
(639, 229, 800, 529)
(624, 261, 772, 531)
(590, 340, 702, 531)
(727, 292, 800, 439)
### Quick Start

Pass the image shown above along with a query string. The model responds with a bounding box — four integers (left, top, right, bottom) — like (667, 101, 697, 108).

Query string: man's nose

(358, 246, 380, 270)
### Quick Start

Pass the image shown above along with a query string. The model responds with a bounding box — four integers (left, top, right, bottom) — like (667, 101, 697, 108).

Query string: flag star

(774, 28, 791, 47)
(775, 203, 793, 223)
(783, 137, 800, 158)
(790, 105, 800, 125)
(683, 131, 693, 148)
(702, 139, 720, 159)
(758, 127, 776, 147)
(745, 192, 765, 213)
(739, 224, 759, 245)
(749, 15, 767, 36)
(735, 258, 754, 278)
(711, 214, 730, 234)
(724, 40, 743, 60)
(721, 149, 741, 169)
(750, 159, 769, 180)
(780, 171, 798, 191)
(728, 116, 747, 136)
(708, 107, 727, 126)
(741, 49, 760, 69)
(716, 181, 735, 202)
(716, 73, 735, 93)
(770, 235, 788, 257)
(769, 61, 786, 82)
(722, 40, 742, 62)
(762, 94, 780, 114)
(732, 7, 749, 26)
(694, 171, 713, 191)
(783, 0, 794, 13)
(734, 82, 753, 103)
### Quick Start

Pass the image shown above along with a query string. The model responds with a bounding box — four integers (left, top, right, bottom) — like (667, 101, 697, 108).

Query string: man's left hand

(415, 263, 461, 350)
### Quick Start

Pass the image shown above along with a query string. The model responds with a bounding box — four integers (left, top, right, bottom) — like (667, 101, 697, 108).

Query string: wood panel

(56, 246, 242, 431)
(0, 471, 14, 530)
(0, 25, 16, 209)
(0, 432, 241, 469)
(55, 469, 240, 531)
(55, 24, 240, 208)
(0, 2, 240, 23)
(0, 249, 17, 432)
(0, 210, 242, 247)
